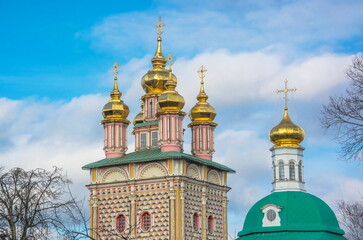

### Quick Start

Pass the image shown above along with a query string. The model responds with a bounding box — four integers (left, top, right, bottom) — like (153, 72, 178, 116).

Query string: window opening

(116, 214, 126, 232)
(152, 131, 158, 146)
(289, 160, 295, 180)
(193, 213, 200, 230)
(278, 162, 285, 180)
(140, 133, 147, 148)
(141, 212, 151, 231)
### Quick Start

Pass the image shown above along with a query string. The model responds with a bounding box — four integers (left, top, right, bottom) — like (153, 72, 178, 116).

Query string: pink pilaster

(191, 124, 215, 160)
(103, 122, 129, 158)
(159, 114, 184, 152)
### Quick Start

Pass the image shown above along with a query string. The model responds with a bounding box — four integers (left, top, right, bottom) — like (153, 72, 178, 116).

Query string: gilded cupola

(101, 63, 130, 124)
(158, 74, 185, 113)
(141, 17, 177, 96)
(189, 66, 217, 126)
(269, 107, 304, 148)
(133, 102, 144, 125)
(269, 80, 304, 148)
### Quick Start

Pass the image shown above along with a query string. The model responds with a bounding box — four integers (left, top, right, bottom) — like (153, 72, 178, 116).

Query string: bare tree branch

(321, 54, 363, 161)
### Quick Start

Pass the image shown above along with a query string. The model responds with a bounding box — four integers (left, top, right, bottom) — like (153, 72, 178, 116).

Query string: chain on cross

(276, 79, 297, 109)
(155, 17, 165, 37)
(198, 65, 207, 84)
(112, 62, 120, 79)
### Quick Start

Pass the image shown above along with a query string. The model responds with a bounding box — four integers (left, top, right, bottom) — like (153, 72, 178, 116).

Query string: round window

(266, 209, 276, 222)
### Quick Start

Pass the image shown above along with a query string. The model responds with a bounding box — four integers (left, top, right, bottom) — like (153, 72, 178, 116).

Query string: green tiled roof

(134, 120, 158, 128)
(82, 148, 235, 173)
(236, 231, 346, 240)
(237, 191, 345, 240)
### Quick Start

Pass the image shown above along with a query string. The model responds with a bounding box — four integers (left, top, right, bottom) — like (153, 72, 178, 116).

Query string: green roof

(134, 120, 158, 128)
(82, 148, 235, 173)
(237, 191, 345, 240)
(236, 231, 345, 240)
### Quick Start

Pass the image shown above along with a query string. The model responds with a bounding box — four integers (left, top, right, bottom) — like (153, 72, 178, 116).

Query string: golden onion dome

(133, 103, 144, 125)
(141, 35, 177, 96)
(269, 107, 304, 148)
(101, 69, 130, 124)
(158, 75, 185, 113)
(189, 74, 217, 126)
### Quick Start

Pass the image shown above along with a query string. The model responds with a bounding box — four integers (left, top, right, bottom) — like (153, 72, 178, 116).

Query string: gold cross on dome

(276, 79, 297, 109)
(112, 62, 120, 79)
(167, 53, 175, 70)
(198, 65, 207, 84)
(155, 17, 165, 37)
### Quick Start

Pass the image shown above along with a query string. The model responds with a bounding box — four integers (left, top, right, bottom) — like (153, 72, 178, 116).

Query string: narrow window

(151, 131, 158, 146)
(208, 215, 214, 232)
(141, 212, 151, 231)
(149, 99, 153, 118)
(193, 213, 200, 230)
(278, 162, 285, 180)
(116, 214, 126, 232)
(299, 161, 303, 181)
(289, 160, 295, 180)
(141, 133, 147, 148)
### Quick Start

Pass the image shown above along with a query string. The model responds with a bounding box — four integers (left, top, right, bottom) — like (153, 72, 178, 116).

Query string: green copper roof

(134, 120, 158, 127)
(236, 231, 345, 240)
(237, 191, 345, 240)
(82, 148, 235, 173)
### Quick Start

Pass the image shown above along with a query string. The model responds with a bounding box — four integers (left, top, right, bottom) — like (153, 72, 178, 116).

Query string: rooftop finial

(110, 62, 121, 100)
(112, 62, 120, 80)
(198, 65, 207, 84)
(167, 53, 175, 70)
(276, 79, 297, 109)
(155, 16, 165, 38)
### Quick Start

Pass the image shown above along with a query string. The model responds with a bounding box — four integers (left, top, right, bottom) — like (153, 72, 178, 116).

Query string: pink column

(104, 122, 129, 158)
(191, 124, 215, 160)
(160, 114, 184, 152)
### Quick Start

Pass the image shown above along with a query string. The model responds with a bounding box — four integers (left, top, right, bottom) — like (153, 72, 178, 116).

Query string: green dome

(237, 191, 345, 240)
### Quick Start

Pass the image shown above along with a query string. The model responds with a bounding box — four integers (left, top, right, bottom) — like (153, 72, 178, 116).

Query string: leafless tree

(338, 199, 363, 240)
(321, 55, 363, 161)
(0, 167, 76, 240)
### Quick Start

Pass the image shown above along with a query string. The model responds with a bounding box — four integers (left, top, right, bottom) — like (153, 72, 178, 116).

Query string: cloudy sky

(1, 0, 363, 236)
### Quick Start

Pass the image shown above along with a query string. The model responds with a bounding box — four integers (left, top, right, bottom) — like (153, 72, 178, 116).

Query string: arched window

(141, 212, 151, 231)
(289, 160, 295, 180)
(116, 214, 126, 232)
(149, 99, 153, 118)
(278, 162, 285, 180)
(193, 213, 200, 230)
(298, 161, 303, 181)
(208, 215, 214, 232)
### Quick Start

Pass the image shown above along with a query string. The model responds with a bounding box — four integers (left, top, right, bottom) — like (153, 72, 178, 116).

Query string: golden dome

(133, 103, 144, 124)
(141, 35, 177, 96)
(102, 72, 130, 124)
(158, 75, 185, 113)
(189, 71, 217, 126)
(269, 107, 304, 148)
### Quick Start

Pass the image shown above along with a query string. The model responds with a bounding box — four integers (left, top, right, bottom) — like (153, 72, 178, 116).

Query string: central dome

(237, 191, 345, 240)
(269, 107, 304, 148)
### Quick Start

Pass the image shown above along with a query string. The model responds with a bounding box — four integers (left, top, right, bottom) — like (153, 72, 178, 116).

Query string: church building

(82, 18, 234, 240)
(235, 82, 346, 240)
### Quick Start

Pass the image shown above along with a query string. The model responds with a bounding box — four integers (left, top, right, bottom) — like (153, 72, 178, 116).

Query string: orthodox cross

(167, 53, 175, 70)
(112, 62, 120, 79)
(276, 79, 297, 109)
(155, 17, 165, 37)
(198, 65, 207, 84)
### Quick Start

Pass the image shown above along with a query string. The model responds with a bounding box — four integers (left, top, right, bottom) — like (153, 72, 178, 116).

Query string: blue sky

(1, 0, 363, 236)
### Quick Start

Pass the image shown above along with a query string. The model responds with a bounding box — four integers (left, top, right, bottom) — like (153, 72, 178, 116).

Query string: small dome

(102, 78, 130, 123)
(141, 36, 177, 95)
(133, 103, 144, 125)
(269, 108, 304, 148)
(158, 78, 185, 113)
(237, 191, 345, 240)
(189, 80, 216, 126)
